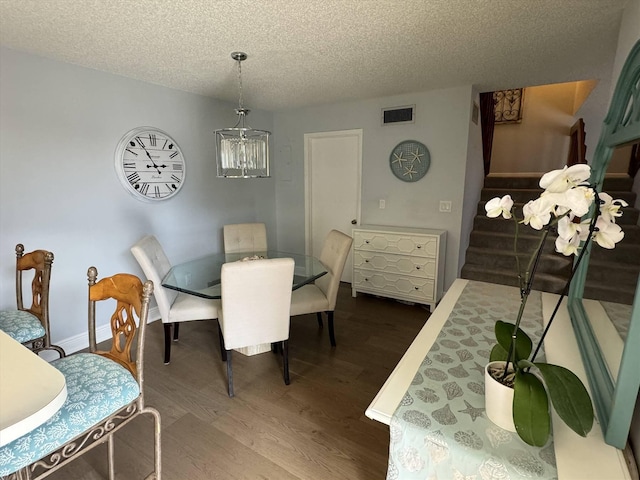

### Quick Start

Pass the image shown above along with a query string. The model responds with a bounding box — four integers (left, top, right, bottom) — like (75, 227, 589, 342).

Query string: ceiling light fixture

(215, 52, 270, 178)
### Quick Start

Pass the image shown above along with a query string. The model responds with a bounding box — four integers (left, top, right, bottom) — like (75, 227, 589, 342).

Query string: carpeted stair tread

(460, 264, 569, 294)
(464, 246, 572, 272)
(462, 173, 639, 297)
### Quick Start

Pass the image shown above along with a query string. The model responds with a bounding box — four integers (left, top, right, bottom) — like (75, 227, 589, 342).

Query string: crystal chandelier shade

(215, 52, 270, 178)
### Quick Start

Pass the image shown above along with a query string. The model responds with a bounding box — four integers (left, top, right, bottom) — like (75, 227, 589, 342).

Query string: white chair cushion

(223, 223, 268, 254)
(0, 353, 139, 476)
(289, 284, 330, 316)
(0, 310, 45, 344)
(168, 293, 220, 323)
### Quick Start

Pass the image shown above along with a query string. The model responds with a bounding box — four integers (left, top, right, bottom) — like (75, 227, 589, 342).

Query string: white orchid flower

(542, 187, 593, 217)
(598, 192, 628, 223)
(485, 195, 513, 219)
(539, 164, 591, 193)
(592, 217, 625, 249)
(555, 233, 581, 256)
(557, 216, 590, 243)
(522, 197, 553, 230)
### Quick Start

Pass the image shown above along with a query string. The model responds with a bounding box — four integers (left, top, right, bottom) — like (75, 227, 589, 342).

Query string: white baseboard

(50, 306, 161, 357)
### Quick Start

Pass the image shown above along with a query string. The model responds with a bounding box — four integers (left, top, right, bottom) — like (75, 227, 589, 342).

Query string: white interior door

(304, 129, 362, 283)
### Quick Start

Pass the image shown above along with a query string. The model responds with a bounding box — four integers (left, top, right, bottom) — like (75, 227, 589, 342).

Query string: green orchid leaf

(517, 359, 535, 370)
(494, 320, 533, 362)
(490, 343, 508, 362)
(513, 370, 550, 446)
(535, 363, 594, 437)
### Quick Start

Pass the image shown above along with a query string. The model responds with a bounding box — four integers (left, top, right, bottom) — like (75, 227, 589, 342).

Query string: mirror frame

(568, 39, 640, 450)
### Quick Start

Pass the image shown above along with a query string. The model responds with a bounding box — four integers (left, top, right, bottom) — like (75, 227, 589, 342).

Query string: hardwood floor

(46, 284, 429, 480)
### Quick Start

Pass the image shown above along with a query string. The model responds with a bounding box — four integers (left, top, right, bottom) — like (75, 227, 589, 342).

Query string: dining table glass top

(162, 250, 327, 299)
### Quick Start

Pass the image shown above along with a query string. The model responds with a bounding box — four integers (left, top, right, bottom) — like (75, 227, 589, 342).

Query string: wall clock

(114, 126, 186, 202)
(389, 140, 430, 182)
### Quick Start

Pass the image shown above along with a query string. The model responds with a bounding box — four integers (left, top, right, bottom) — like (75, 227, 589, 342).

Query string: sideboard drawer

(353, 251, 435, 279)
(353, 231, 437, 258)
(353, 270, 435, 303)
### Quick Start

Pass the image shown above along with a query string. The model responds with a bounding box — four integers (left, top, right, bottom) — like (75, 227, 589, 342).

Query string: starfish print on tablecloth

(457, 399, 485, 421)
(410, 149, 424, 163)
(403, 163, 418, 179)
(392, 151, 405, 165)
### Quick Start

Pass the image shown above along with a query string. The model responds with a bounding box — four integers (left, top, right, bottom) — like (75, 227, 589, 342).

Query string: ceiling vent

(382, 105, 415, 125)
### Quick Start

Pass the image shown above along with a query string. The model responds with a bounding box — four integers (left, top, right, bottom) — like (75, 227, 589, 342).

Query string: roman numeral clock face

(115, 127, 186, 202)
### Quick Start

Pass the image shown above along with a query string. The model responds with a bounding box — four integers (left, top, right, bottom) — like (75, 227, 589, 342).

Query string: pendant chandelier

(215, 52, 270, 178)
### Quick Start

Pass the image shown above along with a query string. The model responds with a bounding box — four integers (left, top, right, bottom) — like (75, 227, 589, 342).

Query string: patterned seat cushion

(0, 353, 140, 476)
(0, 310, 45, 344)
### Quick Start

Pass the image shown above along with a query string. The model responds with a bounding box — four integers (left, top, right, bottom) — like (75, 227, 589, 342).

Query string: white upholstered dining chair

(290, 229, 353, 346)
(223, 222, 268, 253)
(0, 267, 161, 480)
(131, 235, 219, 364)
(217, 257, 295, 397)
(0, 244, 65, 358)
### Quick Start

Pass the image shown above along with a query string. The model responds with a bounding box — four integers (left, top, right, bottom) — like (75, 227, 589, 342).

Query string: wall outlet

(379, 199, 386, 209)
(439, 200, 452, 213)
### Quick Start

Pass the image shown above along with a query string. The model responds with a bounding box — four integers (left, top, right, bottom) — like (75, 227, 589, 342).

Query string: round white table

(0, 329, 67, 446)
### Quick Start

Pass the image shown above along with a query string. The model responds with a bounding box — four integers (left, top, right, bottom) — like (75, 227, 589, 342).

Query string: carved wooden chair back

(88, 269, 145, 378)
(0, 243, 65, 357)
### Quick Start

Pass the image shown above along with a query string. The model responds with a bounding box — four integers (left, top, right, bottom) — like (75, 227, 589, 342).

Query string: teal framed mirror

(568, 39, 640, 450)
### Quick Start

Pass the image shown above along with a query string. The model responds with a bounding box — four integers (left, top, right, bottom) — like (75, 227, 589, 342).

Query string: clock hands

(135, 137, 163, 174)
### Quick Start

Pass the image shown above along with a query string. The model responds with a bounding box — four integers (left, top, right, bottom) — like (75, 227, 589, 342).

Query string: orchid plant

(484, 164, 627, 446)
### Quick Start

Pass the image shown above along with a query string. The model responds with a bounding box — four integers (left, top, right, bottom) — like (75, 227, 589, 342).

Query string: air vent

(382, 105, 415, 125)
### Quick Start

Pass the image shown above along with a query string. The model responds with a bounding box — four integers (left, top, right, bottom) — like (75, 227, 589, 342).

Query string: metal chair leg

(108, 434, 115, 480)
(143, 406, 162, 480)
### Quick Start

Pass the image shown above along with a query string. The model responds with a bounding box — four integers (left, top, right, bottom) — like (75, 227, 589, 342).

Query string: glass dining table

(162, 250, 327, 299)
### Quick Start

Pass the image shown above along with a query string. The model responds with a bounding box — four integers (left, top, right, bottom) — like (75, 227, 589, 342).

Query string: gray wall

(272, 86, 481, 291)
(0, 47, 276, 348)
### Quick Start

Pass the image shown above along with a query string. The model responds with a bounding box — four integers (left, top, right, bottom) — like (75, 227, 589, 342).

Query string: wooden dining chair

(217, 257, 295, 397)
(290, 229, 353, 346)
(131, 235, 219, 364)
(0, 267, 161, 480)
(223, 223, 268, 253)
(0, 244, 65, 358)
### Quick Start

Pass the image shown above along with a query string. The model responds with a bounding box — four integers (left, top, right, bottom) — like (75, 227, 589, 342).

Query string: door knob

(351, 219, 357, 225)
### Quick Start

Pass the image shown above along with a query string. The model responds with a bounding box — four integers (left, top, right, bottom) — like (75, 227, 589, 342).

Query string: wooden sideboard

(351, 225, 446, 311)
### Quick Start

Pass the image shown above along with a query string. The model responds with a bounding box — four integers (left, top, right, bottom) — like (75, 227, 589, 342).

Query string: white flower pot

(485, 361, 516, 432)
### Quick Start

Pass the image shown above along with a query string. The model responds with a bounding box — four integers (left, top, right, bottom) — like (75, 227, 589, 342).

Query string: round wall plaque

(389, 140, 431, 182)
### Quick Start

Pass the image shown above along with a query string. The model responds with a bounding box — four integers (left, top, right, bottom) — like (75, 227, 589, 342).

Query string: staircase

(461, 175, 640, 305)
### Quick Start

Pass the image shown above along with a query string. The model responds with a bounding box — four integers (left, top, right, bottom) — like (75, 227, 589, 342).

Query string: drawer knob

(414, 286, 419, 290)
(365, 278, 369, 282)
(365, 240, 370, 244)
(365, 259, 369, 263)
(417, 245, 422, 249)
(416, 266, 420, 270)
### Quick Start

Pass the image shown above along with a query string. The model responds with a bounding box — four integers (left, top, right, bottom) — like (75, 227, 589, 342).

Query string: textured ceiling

(0, 0, 627, 111)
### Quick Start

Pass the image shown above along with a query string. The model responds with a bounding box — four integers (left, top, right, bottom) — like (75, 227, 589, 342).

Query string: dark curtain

(479, 92, 495, 176)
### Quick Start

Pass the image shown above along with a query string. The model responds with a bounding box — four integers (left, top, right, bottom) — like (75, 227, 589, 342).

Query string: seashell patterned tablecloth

(388, 280, 558, 480)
